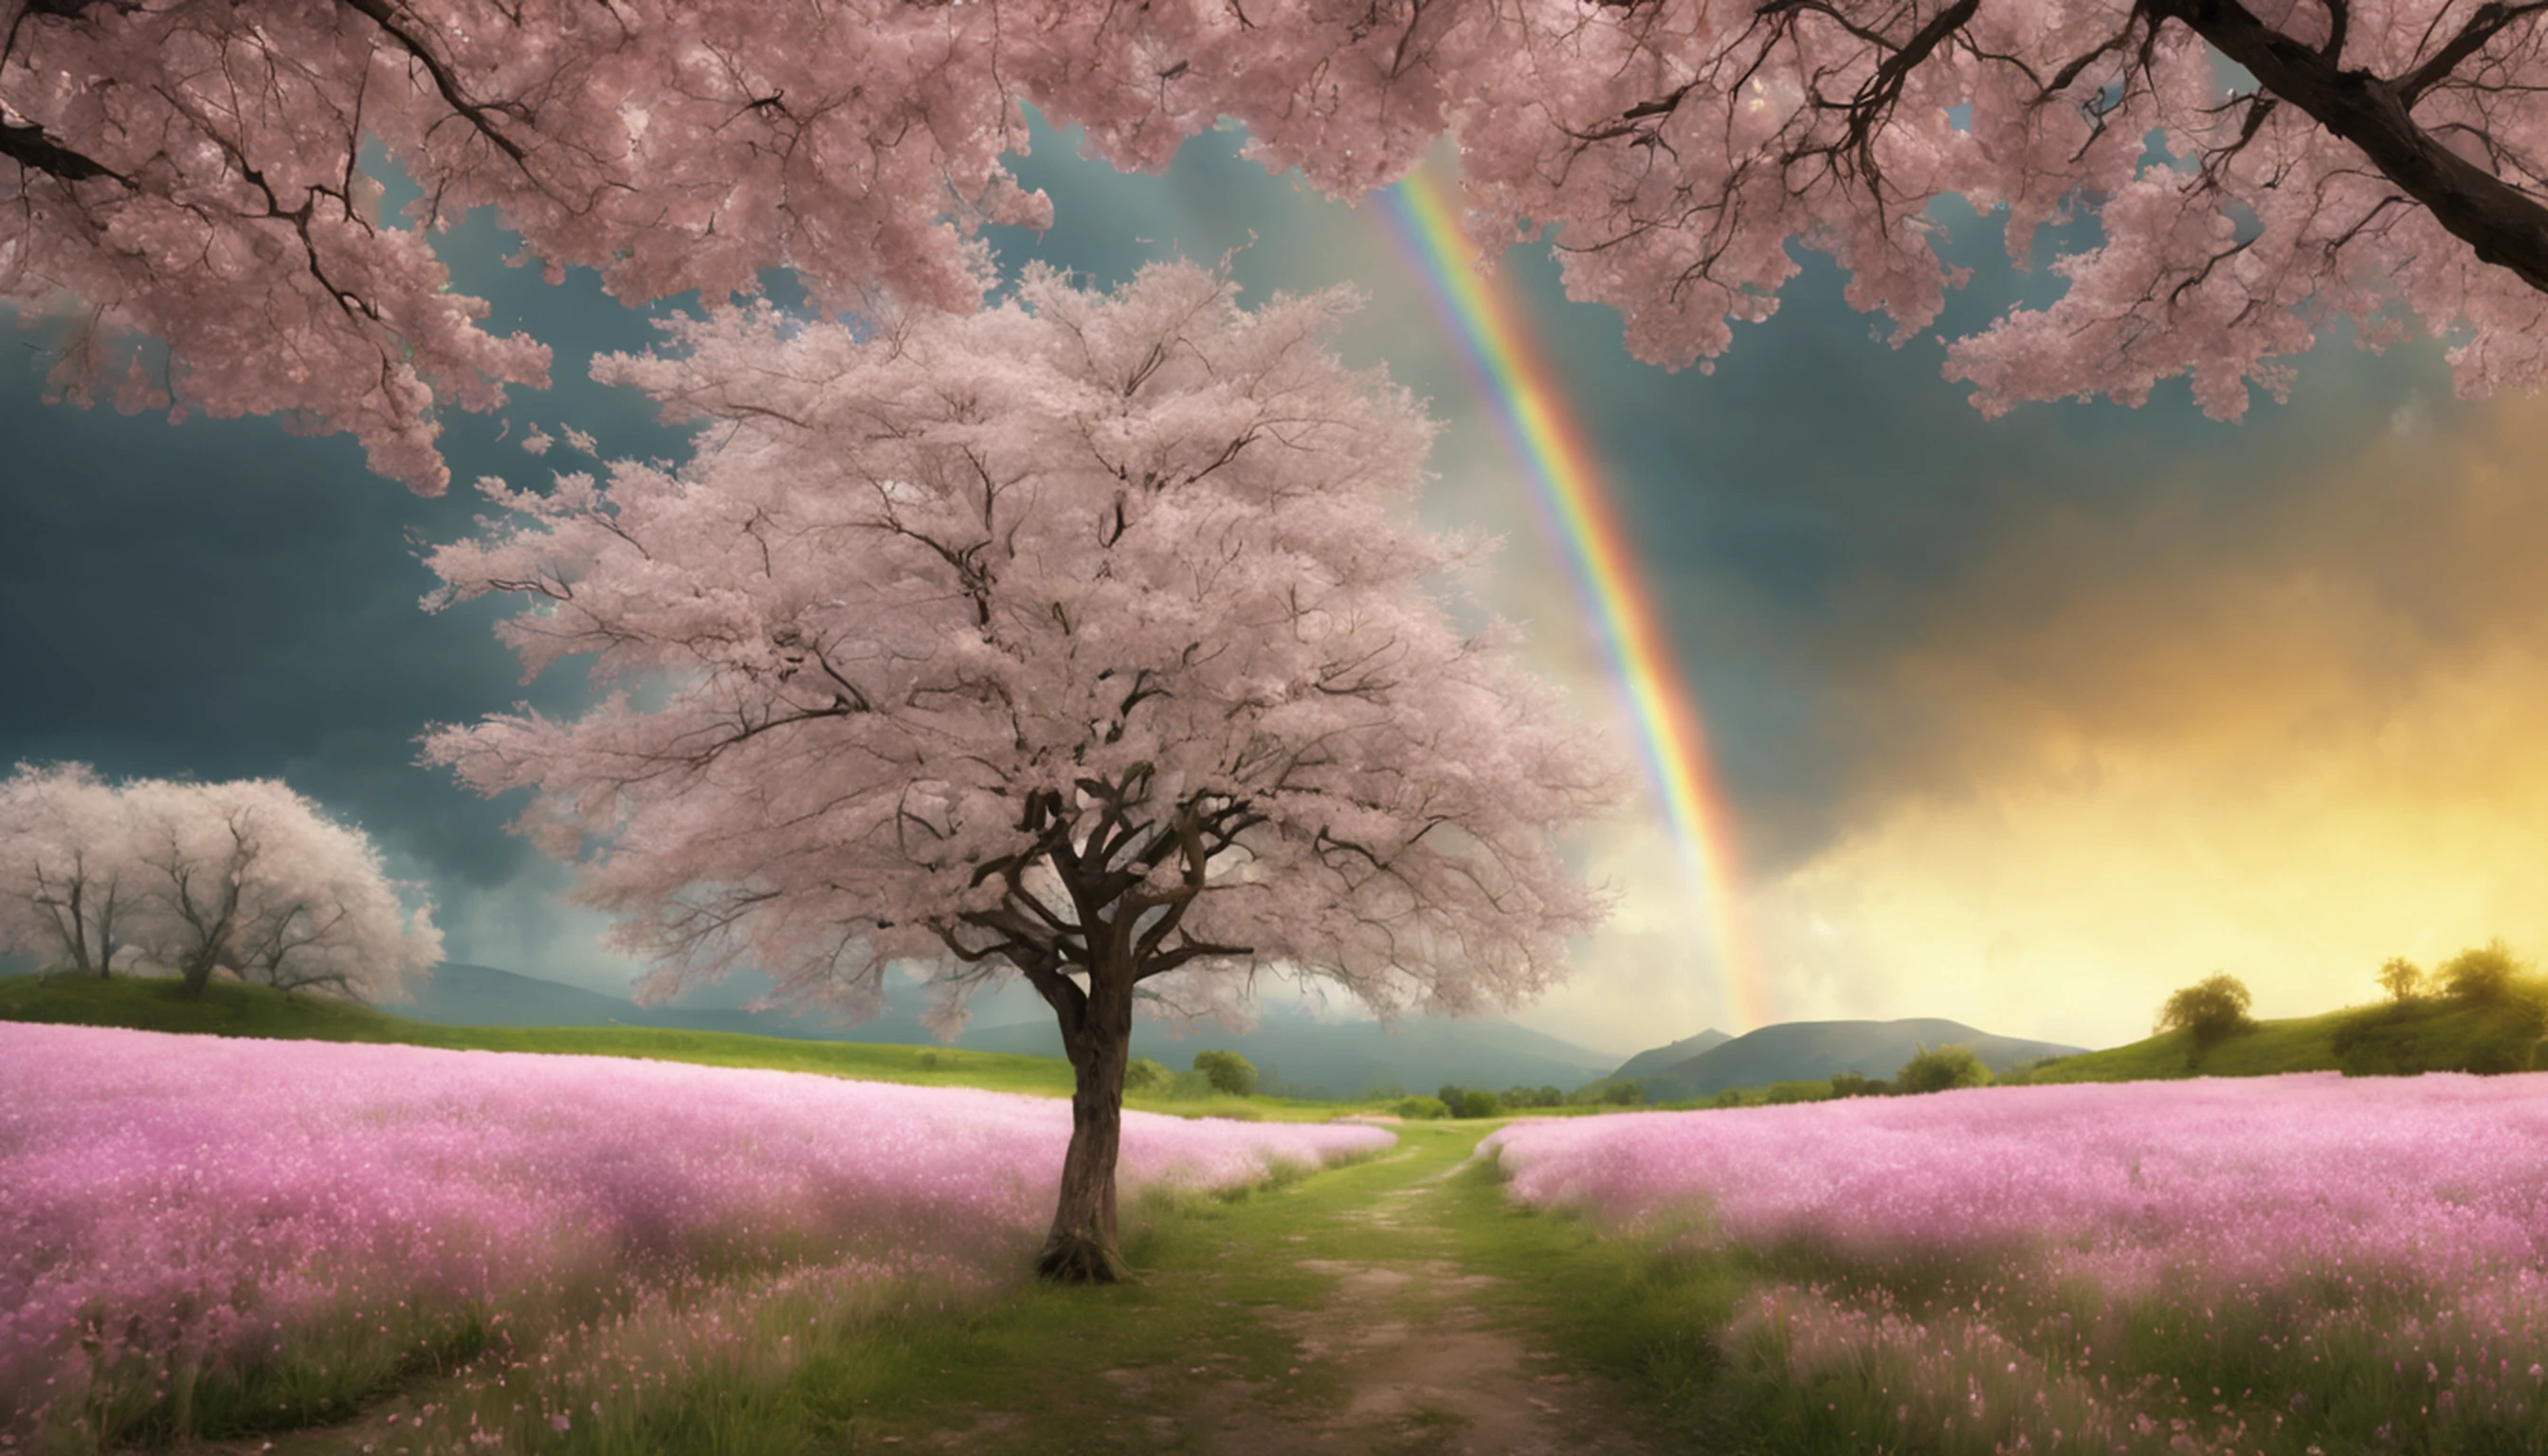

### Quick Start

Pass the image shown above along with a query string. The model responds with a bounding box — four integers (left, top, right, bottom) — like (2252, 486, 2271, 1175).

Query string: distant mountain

(1609, 1028, 1733, 1082)
(958, 1002, 1620, 1100)
(399, 963, 1620, 1096)
(1634, 1018, 2088, 1102)
(403, 962, 949, 1045)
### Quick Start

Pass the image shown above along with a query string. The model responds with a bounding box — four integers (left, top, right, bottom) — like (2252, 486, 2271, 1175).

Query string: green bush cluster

(1704, 1046, 1996, 1109)
(1567, 1079, 1646, 1106)
(1191, 1050, 1257, 1097)
(1893, 1044, 1993, 1094)
(2335, 939, 2547, 1076)
(1427, 1083, 1572, 1119)
(1827, 1071, 1888, 1098)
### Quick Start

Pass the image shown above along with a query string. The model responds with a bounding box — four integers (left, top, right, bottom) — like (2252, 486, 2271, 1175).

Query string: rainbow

(1375, 167, 1772, 1031)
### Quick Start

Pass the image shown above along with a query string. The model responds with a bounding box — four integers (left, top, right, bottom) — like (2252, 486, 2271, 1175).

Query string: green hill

(1628, 1018, 2085, 1101)
(2012, 993, 2545, 1083)
(0, 974, 1367, 1120)
(0, 974, 1081, 1095)
(1607, 1028, 1733, 1082)
(959, 1001, 1619, 1100)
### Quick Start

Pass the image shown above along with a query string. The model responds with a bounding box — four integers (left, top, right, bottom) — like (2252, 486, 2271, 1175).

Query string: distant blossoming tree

(8, 0, 2548, 489)
(0, 762, 139, 976)
(423, 262, 1615, 1280)
(0, 765, 441, 1000)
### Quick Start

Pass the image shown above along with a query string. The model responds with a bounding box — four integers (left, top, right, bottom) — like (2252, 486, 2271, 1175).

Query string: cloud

(10, 110, 2539, 1065)
(1703, 395, 2548, 1048)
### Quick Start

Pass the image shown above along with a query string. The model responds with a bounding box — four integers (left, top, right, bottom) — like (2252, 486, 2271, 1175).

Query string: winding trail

(892, 1122, 1672, 1455)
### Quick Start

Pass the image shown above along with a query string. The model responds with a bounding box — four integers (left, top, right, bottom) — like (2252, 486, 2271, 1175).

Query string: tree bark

(178, 952, 220, 997)
(1039, 966, 1135, 1283)
(2157, 0, 2548, 291)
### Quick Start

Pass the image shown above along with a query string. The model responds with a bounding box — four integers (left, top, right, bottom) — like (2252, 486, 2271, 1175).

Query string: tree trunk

(1039, 970, 1135, 1283)
(178, 947, 222, 998)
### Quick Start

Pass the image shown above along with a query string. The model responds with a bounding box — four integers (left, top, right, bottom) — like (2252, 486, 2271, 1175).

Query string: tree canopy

(0, 763, 441, 1000)
(8, 0, 2548, 489)
(423, 261, 1615, 1276)
(2156, 971, 2259, 1058)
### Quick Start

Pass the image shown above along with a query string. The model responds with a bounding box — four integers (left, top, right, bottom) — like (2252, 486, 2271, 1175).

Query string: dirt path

(913, 1132, 1672, 1456)
(1204, 1174, 1655, 1455)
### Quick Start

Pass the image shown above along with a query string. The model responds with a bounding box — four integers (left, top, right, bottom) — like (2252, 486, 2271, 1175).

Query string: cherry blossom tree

(124, 777, 441, 1001)
(422, 262, 1616, 1280)
(8, 0, 2547, 493)
(1465, 0, 2548, 419)
(0, 762, 140, 976)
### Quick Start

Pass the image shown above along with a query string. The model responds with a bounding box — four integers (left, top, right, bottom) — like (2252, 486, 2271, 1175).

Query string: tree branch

(2155, 0, 2548, 289)
(0, 117, 121, 183)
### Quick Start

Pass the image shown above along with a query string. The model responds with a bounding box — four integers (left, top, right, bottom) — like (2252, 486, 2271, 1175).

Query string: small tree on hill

(2377, 957, 2429, 1005)
(1896, 1045, 1993, 1095)
(2157, 973, 2259, 1065)
(424, 262, 1615, 1282)
(1192, 1051, 1257, 1098)
(2439, 941, 2525, 1006)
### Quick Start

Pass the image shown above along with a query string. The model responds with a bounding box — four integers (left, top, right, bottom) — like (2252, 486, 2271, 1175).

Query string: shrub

(2156, 973, 2257, 1065)
(1497, 1084, 1566, 1109)
(1191, 1050, 1257, 1097)
(2439, 940, 2523, 1006)
(1390, 1095, 1449, 1120)
(2376, 956, 2427, 1004)
(1895, 1044, 1992, 1095)
(2335, 987, 2548, 1078)
(1560, 1079, 1645, 1106)
(1122, 1057, 1170, 1093)
(1458, 1089, 1502, 1119)
(1828, 1071, 1887, 1099)
(1166, 1068, 1216, 1099)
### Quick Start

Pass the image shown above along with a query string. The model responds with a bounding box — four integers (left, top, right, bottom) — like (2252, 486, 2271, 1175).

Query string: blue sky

(8, 117, 2545, 1056)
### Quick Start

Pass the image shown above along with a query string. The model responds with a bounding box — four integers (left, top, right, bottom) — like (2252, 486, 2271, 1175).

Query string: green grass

(0, 973, 1083, 1095)
(1659, 992, 2548, 1109)
(28, 972, 2548, 1454)
(249, 1122, 1707, 1456)
(0, 973, 1371, 1121)
(2014, 992, 2544, 1083)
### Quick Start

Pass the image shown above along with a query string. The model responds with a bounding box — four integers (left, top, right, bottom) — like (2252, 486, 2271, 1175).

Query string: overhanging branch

(2154, 0, 2548, 289)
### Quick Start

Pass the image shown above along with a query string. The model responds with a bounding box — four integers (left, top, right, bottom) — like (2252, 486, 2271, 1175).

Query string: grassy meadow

(9, 973, 2548, 1454)
(0, 975, 1336, 1119)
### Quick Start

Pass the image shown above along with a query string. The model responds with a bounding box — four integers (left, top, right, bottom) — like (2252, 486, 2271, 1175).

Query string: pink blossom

(1487, 1074, 2548, 1293)
(0, 1022, 1387, 1437)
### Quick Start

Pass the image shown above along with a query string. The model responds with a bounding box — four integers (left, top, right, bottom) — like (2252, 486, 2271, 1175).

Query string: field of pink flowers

(1487, 1072, 2548, 1455)
(0, 1022, 1390, 1450)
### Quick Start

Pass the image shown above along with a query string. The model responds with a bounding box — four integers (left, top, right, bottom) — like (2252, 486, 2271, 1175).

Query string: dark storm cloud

(1520, 216, 2466, 875)
(0, 112, 2477, 1004)
(0, 208, 695, 972)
